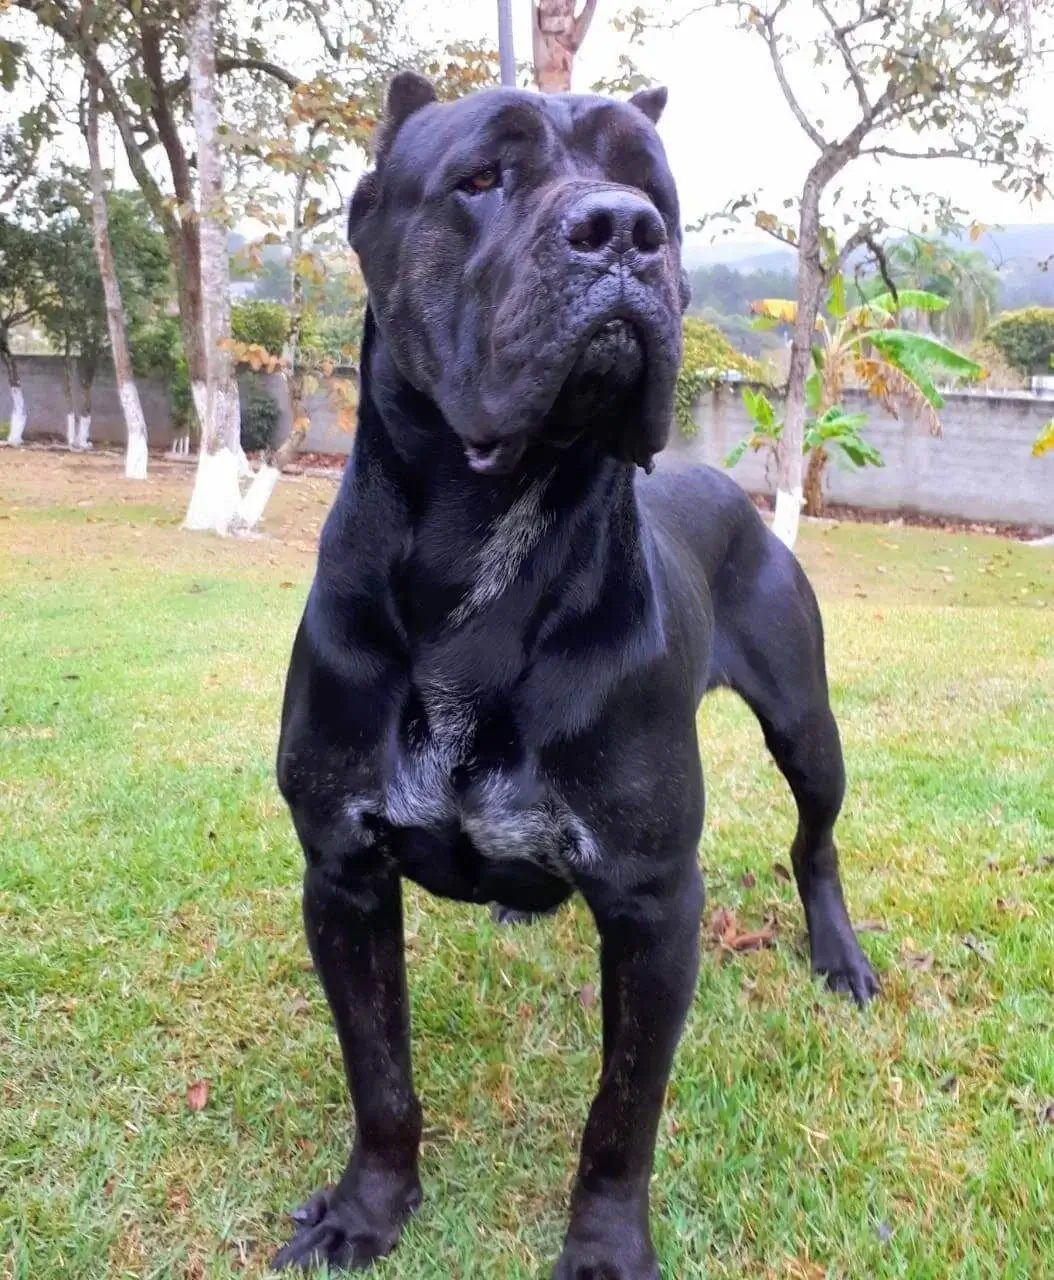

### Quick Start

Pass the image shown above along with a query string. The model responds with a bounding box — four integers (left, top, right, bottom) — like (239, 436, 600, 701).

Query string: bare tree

(83, 72, 150, 479)
(532, 0, 599, 92)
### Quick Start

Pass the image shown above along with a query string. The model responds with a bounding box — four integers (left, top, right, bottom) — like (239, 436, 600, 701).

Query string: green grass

(2, 450, 1053, 1279)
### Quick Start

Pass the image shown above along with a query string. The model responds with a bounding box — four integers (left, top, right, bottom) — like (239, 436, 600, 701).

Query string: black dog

(273, 73, 877, 1278)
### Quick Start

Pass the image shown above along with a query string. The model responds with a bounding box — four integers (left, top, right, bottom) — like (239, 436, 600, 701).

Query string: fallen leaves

(186, 1080, 209, 1112)
(709, 907, 777, 953)
(772, 862, 793, 884)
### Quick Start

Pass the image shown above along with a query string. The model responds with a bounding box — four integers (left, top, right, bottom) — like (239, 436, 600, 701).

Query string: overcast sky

(445, 1, 1054, 244)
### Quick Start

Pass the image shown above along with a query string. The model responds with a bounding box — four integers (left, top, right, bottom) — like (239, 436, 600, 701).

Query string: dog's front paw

(811, 926, 879, 1006)
(554, 1217, 658, 1280)
(271, 1177, 420, 1272)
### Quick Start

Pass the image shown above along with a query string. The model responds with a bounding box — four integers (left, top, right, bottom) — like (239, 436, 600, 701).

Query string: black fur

(272, 80, 877, 1278)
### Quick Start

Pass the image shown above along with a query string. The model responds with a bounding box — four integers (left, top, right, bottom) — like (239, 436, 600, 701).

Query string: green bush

(231, 301, 289, 358)
(238, 377, 280, 451)
(130, 316, 192, 431)
(985, 307, 1054, 374)
(302, 312, 364, 366)
(675, 316, 768, 436)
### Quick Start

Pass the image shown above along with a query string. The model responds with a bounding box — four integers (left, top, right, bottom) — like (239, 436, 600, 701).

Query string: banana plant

(738, 277, 984, 514)
(726, 389, 881, 473)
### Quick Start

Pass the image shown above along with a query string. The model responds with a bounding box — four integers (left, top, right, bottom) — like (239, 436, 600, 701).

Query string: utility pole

(497, 0, 516, 87)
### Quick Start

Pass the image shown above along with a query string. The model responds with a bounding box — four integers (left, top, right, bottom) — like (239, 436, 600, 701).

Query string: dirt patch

(747, 492, 1052, 542)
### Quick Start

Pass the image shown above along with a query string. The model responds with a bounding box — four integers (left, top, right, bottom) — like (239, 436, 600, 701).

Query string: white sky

(447, 0, 1054, 244)
(3, 0, 1051, 248)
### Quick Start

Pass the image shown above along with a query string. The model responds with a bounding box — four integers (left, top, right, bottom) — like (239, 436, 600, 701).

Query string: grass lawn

(2, 448, 1052, 1280)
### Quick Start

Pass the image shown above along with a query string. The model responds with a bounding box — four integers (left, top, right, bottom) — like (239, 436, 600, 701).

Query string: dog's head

(349, 73, 688, 475)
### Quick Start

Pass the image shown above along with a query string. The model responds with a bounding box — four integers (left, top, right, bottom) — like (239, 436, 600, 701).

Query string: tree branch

(759, 2, 827, 150)
(574, 0, 600, 47)
(165, 56, 302, 99)
(861, 144, 974, 161)
(815, 0, 873, 118)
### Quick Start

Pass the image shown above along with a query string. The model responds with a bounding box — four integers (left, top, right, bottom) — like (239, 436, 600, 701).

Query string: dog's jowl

(273, 73, 878, 1277)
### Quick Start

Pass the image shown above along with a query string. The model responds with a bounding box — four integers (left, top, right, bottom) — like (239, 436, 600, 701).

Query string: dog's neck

(317, 311, 660, 654)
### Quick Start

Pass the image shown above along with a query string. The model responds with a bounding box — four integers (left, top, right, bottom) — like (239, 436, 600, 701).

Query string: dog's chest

(367, 677, 596, 880)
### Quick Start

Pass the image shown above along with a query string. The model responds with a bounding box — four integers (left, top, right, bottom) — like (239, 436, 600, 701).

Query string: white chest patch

(346, 678, 599, 876)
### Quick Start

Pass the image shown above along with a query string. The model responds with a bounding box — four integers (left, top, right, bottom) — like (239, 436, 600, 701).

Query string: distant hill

(684, 223, 1054, 309)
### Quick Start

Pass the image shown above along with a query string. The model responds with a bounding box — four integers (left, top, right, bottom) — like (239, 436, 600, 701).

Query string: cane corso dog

(273, 73, 878, 1276)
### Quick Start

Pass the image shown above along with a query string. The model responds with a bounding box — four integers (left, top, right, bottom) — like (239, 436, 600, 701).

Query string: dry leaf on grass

(708, 907, 777, 953)
(772, 862, 793, 883)
(577, 984, 597, 1009)
(186, 1080, 209, 1112)
(854, 919, 888, 933)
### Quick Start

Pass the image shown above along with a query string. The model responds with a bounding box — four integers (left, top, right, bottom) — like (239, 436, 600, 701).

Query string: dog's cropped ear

(347, 172, 377, 249)
(628, 86, 668, 125)
(374, 71, 438, 165)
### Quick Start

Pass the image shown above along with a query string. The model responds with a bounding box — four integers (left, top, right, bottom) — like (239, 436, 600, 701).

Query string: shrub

(985, 307, 1054, 375)
(675, 317, 768, 435)
(130, 316, 192, 431)
(238, 376, 281, 451)
(231, 301, 289, 358)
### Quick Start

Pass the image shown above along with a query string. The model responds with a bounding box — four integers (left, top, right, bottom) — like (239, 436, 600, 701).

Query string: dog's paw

(271, 1180, 420, 1272)
(812, 931, 880, 1006)
(553, 1239, 660, 1280)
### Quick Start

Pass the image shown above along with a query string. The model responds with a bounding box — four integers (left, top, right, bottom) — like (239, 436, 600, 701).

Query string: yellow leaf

(751, 298, 798, 324)
(1033, 421, 1054, 458)
(968, 221, 988, 242)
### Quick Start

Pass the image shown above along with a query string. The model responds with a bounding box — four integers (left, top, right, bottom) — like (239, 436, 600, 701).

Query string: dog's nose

(566, 190, 667, 259)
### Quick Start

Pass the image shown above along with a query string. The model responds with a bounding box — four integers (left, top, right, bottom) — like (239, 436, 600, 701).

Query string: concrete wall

(671, 383, 1054, 528)
(0, 356, 358, 455)
(4, 354, 1051, 528)
(1, 354, 178, 447)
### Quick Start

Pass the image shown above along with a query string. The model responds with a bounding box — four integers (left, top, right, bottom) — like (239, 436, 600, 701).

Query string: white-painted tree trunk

(184, 0, 247, 534)
(85, 76, 150, 480)
(8, 385, 26, 444)
(184, 443, 243, 533)
(66, 412, 77, 449)
(236, 462, 280, 529)
(120, 383, 149, 479)
(771, 486, 803, 549)
(76, 415, 92, 449)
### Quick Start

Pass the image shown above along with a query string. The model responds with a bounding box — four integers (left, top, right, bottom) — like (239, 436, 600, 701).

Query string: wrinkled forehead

(381, 88, 673, 194)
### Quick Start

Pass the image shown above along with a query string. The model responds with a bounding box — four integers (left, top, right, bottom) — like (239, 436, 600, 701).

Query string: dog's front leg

(273, 851, 422, 1272)
(556, 862, 703, 1280)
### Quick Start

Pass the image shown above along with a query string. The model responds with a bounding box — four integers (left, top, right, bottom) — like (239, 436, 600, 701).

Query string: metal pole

(497, 0, 516, 87)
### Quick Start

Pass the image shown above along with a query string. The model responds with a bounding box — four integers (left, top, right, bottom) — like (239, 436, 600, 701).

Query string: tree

(883, 236, 1001, 347)
(986, 307, 1054, 374)
(533, 0, 598, 91)
(745, 280, 983, 514)
(665, 0, 1049, 546)
(84, 70, 150, 478)
(35, 211, 105, 449)
(183, 0, 245, 534)
(0, 216, 50, 445)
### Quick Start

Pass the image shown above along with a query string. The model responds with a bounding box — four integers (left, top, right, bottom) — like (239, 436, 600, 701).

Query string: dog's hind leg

(709, 531, 878, 1005)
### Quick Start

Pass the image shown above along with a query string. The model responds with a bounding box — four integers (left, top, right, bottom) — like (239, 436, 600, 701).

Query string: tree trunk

(63, 352, 77, 449)
(85, 76, 150, 479)
(1, 342, 26, 445)
(140, 20, 208, 431)
(774, 182, 826, 548)
(76, 357, 95, 450)
(184, 0, 244, 534)
(241, 164, 312, 525)
(803, 446, 828, 517)
(532, 0, 598, 92)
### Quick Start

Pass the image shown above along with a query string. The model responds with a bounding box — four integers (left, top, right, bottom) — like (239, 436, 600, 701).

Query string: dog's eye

(460, 165, 501, 194)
